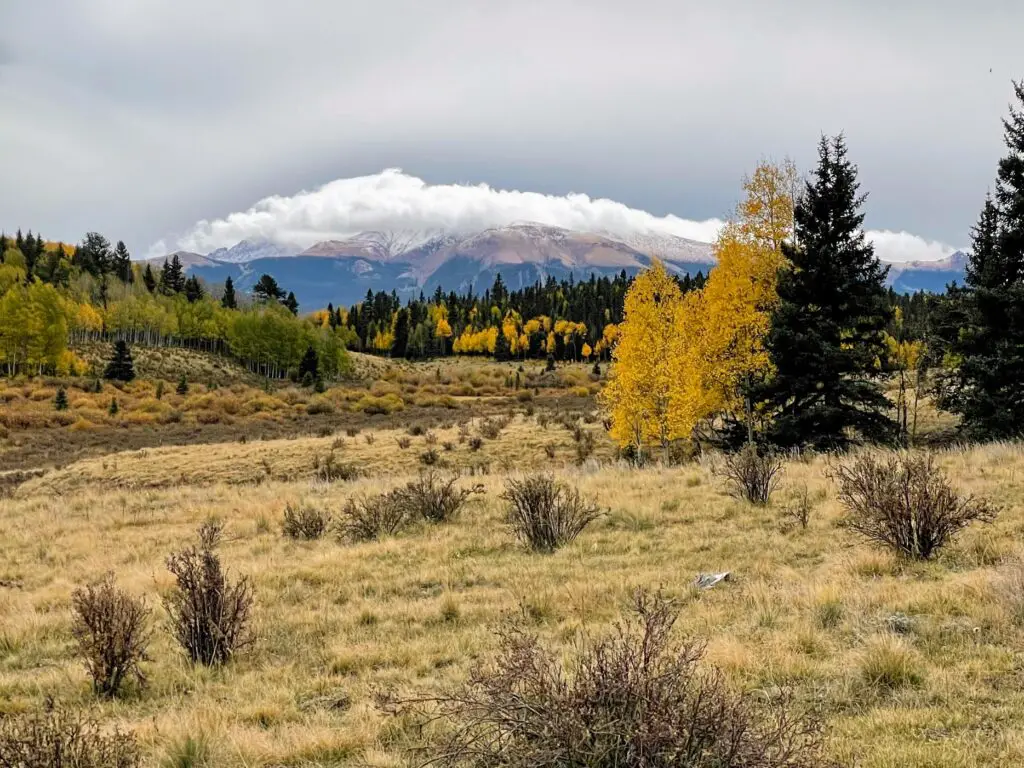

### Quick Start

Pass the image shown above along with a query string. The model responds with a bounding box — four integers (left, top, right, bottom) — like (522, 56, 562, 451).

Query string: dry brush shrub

(501, 474, 603, 552)
(387, 590, 827, 768)
(164, 520, 254, 665)
(832, 451, 997, 560)
(71, 575, 151, 698)
(313, 449, 359, 482)
(718, 445, 783, 505)
(282, 502, 331, 540)
(335, 494, 410, 542)
(0, 706, 141, 768)
(391, 471, 485, 524)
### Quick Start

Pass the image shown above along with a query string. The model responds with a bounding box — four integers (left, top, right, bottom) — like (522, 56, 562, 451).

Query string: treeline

(335, 271, 708, 362)
(0, 233, 349, 380)
(604, 80, 1024, 455)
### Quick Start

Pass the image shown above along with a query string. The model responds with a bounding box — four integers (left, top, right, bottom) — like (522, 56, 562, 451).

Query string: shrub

(407, 425, 425, 437)
(832, 451, 997, 560)
(396, 436, 412, 449)
(176, 375, 189, 396)
(0, 707, 141, 768)
(306, 397, 334, 415)
(335, 494, 409, 542)
(164, 521, 254, 665)
(782, 485, 814, 531)
(357, 393, 404, 415)
(574, 431, 596, 465)
(364, 433, 376, 445)
(419, 448, 440, 466)
(478, 417, 507, 440)
(389, 590, 826, 768)
(314, 450, 359, 482)
(501, 474, 603, 552)
(390, 471, 485, 524)
(282, 503, 331, 540)
(719, 445, 783, 505)
(468, 436, 483, 452)
(71, 574, 151, 698)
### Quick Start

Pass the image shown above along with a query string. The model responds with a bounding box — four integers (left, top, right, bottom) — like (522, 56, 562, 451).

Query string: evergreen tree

(184, 275, 204, 303)
(391, 308, 410, 358)
(109, 397, 119, 416)
(54, 386, 68, 411)
(221, 276, 237, 309)
(167, 254, 185, 293)
(156, 380, 165, 400)
(937, 82, 1024, 437)
(253, 274, 285, 303)
(142, 264, 157, 293)
(76, 232, 113, 277)
(758, 135, 893, 450)
(494, 325, 511, 361)
(103, 340, 136, 382)
(298, 344, 319, 381)
(113, 241, 133, 283)
(176, 375, 189, 396)
(283, 291, 299, 315)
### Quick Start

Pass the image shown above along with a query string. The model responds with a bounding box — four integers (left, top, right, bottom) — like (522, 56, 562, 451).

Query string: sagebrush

(501, 474, 602, 552)
(71, 574, 151, 698)
(832, 451, 996, 559)
(389, 590, 827, 767)
(164, 520, 254, 665)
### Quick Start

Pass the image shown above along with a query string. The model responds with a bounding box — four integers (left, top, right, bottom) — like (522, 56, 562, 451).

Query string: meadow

(0, 350, 1020, 767)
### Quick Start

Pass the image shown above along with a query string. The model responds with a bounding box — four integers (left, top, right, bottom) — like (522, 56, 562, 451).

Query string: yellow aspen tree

(670, 160, 797, 443)
(601, 259, 682, 459)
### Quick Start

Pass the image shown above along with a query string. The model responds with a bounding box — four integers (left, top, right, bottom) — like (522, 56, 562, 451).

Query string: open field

(0, 350, 602, 478)
(4, 417, 1024, 766)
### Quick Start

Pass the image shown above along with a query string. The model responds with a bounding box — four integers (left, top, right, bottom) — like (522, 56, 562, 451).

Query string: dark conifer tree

(758, 134, 893, 450)
(494, 325, 511, 361)
(221, 276, 237, 309)
(253, 274, 285, 303)
(142, 264, 157, 293)
(937, 82, 1024, 437)
(283, 291, 299, 315)
(391, 308, 410, 358)
(54, 386, 69, 411)
(167, 254, 185, 293)
(103, 340, 136, 382)
(113, 241, 133, 283)
(176, 375, 189, 396)
(298, 345, 319, 381)
(184, 275, 205, 303)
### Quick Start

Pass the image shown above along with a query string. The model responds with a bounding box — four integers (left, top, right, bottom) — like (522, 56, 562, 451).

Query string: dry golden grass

(17, 415, 609, 495)
(3, 435, 1024, 766)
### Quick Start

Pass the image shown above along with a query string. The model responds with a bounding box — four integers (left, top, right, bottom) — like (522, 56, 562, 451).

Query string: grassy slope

(3, 436, 1024, 767)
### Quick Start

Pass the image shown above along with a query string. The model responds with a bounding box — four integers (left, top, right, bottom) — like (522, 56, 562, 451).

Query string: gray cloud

(1, 0, 1020, 259)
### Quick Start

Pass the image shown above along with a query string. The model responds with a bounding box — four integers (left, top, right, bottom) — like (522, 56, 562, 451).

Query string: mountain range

(148, 224, 969, 310)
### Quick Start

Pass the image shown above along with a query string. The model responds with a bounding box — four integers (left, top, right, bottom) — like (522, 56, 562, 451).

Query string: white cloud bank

(157, 169, 962, 264)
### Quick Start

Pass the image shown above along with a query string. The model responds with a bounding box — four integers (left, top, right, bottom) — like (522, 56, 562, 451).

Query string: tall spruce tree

(494, 325, 511, 361)
(283, 291, 299, 315)
(937, 82, 1024, 438)
(221, 276, 237, 309)
(184, 275, 204, 303)
(142, 263, 157, 293)
(391, 308, 410, 358)
(759, 135, 893, 450)
(104, 340, 136, 382)
(113, 241, 133, 283)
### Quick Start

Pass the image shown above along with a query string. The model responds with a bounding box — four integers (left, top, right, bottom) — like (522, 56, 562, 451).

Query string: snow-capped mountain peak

(206, 238, 295, 263)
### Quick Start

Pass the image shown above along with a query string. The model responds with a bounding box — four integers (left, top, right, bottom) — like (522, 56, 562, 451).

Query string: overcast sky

(1, 0, 1021, 261)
